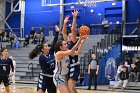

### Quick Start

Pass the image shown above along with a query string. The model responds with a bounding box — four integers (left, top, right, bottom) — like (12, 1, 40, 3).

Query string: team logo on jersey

(3, 66, 6, 71)
(105, 57, 117, 80)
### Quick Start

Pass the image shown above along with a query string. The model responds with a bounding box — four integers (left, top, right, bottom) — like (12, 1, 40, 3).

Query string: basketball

(79, 25, 90, 36)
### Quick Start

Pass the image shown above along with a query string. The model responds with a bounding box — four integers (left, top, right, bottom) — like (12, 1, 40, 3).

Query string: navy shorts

(69, 64, 80, 81)
(0, 75, 10, 86)
(37, 73, 56, 93)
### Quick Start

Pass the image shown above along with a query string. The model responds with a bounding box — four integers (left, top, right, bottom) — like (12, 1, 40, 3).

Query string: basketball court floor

(0, 84, 140, 93)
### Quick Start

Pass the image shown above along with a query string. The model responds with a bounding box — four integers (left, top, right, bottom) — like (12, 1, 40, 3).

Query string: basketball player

(0, 47, 14, 93)
(29, 25, 59, 93)
(62, 10, 80, 93)
(53, 36, 86, 93)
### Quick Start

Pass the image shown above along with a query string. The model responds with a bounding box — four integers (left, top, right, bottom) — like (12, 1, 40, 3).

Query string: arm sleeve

(49, 32, 59, 54)
(88, 59, 91, 65)
(96, 59, 99, 65)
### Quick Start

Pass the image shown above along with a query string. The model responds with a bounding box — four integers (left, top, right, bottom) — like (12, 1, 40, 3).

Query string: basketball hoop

(84, 0, 98, 7)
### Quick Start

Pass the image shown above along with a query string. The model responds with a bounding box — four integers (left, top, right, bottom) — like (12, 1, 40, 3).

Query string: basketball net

(84, 0, 97, 7)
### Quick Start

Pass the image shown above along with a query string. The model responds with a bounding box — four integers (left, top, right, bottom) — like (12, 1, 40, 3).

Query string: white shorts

(53, 74, 67, 88)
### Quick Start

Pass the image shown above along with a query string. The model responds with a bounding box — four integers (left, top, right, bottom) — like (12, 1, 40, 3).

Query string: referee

(88, 53, 99, 90)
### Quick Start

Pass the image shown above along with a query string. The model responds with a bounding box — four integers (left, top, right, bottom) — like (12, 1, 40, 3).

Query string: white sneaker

(13, 86, 16, 90)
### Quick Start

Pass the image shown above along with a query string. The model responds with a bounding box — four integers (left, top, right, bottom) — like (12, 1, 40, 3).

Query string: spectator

(115, 63, 124, 81)
(110, 66, 129, 90)
(15, 39, 20, 49)
(30, 27, 35, 39)
(23, 35, 29, 47)
(125, 54, 132, 65)
(135, 57, 140, 81)
(129, 64, 137, 82)
(39, 32, 45, 44)
(2, 32, 8, 42)
(102, 18, 109, 34)
(38, 27, 44, 34)
(124, 59, 130, 72)
(33, 33, 39, 44)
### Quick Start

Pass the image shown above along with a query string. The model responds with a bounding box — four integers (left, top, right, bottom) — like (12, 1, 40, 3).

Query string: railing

(90, 22, 138, 35)
(0, 28, 23, 38)
(28, 63, 34, 77)
(79, 33, 121, 78)
(125, 22, 138, 35)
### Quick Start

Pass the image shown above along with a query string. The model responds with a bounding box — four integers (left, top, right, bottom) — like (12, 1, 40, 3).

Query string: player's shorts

(37, 73, 56, 93)
(69, 63, 80, 81)
(53, 74, 68, 88)
(0, 75, 10, 86)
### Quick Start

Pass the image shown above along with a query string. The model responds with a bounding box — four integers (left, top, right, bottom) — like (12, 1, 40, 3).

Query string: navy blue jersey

(0, 57, 14, 76)
(68, 41, 78, 64)
(68, 41, 80, 81)
(39, 54, 55, 75)
(39, 32, 58, 75)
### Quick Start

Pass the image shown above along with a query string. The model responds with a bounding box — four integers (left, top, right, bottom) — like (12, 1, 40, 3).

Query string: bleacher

(8, 43, 39, 83)
(3, 35, 105, 83)
(110, 81, 140, 87)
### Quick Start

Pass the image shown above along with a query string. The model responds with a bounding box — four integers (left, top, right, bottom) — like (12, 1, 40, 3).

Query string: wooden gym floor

(0, 84, 140, 93)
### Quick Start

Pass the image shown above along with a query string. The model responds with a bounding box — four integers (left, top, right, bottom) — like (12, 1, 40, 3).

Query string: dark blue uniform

(37, 32, 58, 93)
(68, 41, 80, 81)
(0, 57, 14, 86)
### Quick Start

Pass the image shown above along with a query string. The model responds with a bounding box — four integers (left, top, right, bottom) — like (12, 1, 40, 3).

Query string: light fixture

(90, 9, 94, 15)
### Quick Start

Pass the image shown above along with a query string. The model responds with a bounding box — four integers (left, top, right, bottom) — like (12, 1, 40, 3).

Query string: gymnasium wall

(5, 0, 21, 36)
(126, 0, 140, 22)
(24, 0, 60, 36)
(4, 0, 140, 85)
(64, 0, 122, 35)
(5, 0, 140, 37)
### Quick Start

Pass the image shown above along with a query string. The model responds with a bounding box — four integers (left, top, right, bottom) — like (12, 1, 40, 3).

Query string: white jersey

(54, 57, 69, 75)
(53, 57, 70, 87)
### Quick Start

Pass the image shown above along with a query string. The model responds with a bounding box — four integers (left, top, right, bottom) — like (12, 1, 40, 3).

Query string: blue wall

(5, 0, 140, 37)
(126, 0, 140, 22)
(5, 0, 140, 85)
(24, 0, 60, 36)
(64, 1, 122, 26)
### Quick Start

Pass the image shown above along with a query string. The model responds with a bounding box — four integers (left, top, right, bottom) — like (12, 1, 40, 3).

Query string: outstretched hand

(72, 9, 80, 18)
(55, 25, 60, 32)
(64, 15, 70, 23)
